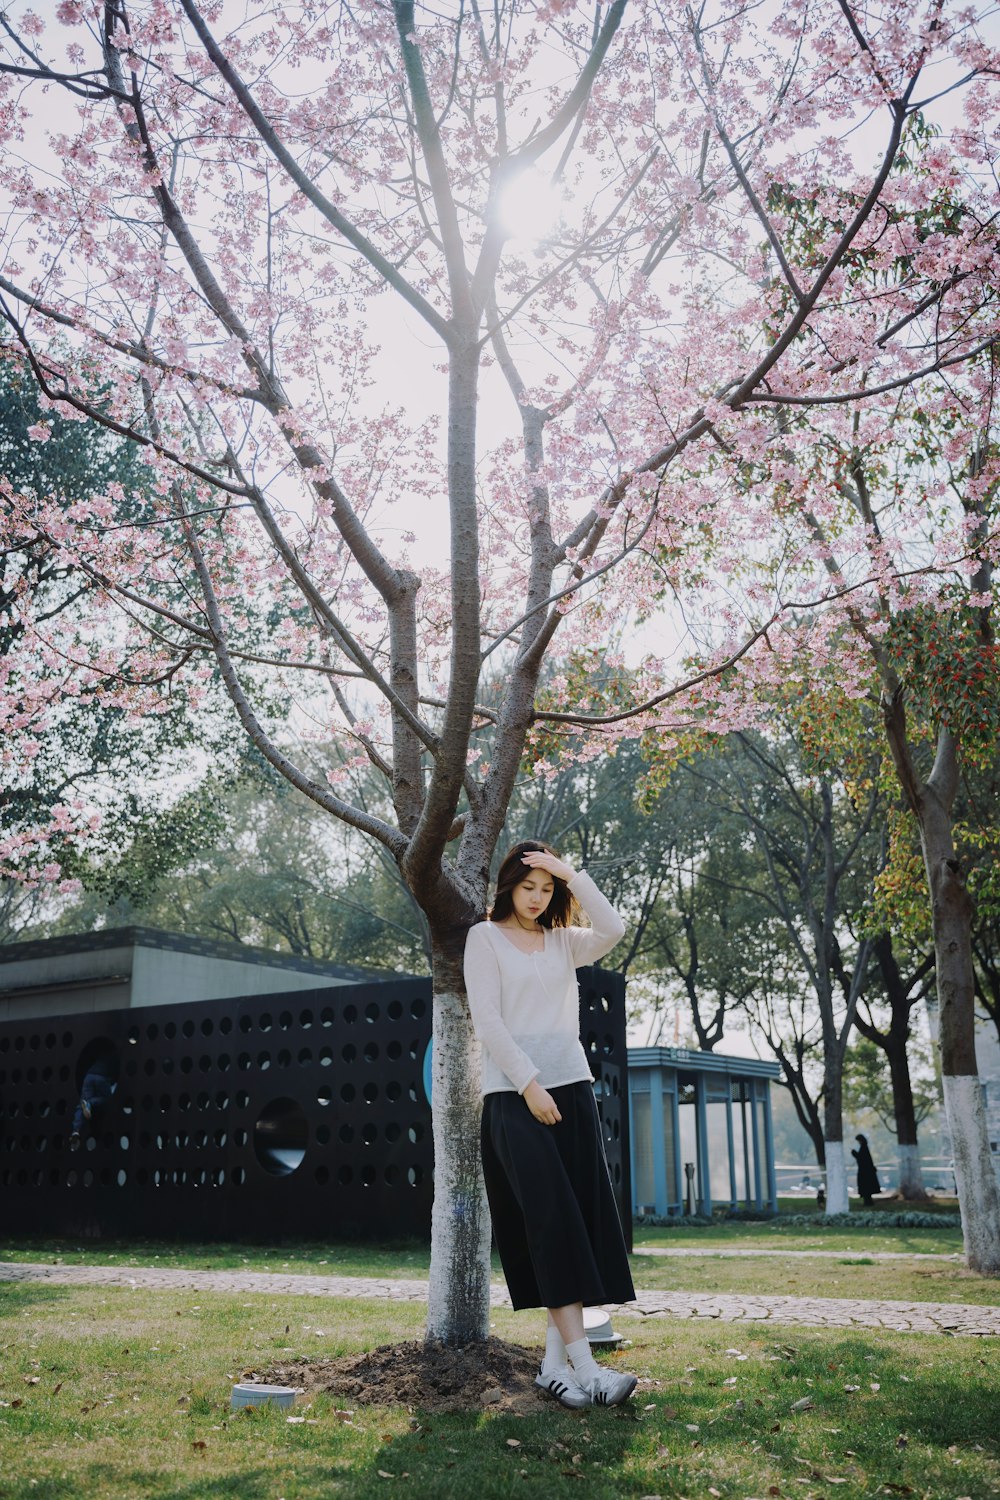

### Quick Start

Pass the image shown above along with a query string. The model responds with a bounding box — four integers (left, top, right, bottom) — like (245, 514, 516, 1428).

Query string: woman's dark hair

(489, 841, 579, 929)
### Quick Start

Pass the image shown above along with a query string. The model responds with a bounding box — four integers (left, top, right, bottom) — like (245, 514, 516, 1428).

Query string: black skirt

(481, 1080, 636, 1311)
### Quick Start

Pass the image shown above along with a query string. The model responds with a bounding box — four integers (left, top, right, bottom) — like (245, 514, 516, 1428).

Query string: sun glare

(496, 169, 562, 243)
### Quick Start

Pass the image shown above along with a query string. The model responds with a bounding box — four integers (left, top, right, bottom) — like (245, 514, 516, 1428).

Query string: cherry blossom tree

(792, 415, 1000, 1265)
(0, 357, 238, 904)
(2, 0, 999, 1335)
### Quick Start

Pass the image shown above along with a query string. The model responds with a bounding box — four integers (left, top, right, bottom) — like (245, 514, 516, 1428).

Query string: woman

(852, 1133, 881, 1206)
(464, 841, 637, 1409)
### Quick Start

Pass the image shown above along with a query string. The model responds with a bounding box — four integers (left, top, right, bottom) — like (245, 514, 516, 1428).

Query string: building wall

(0, 945, 135, 1024)
(627, 1047, 780, 1217)
(0, 966, 630, 1242)
(0, 935, 360, 1025)
(130, 946, 352, 1009)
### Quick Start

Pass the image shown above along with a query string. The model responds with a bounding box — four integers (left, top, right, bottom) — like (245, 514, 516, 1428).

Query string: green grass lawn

(0, 1281, 997, 1500)
(0, 1201, 965, 1277)
(636, 1221, 966, 1256)
(0, 1235, 430, 1280)
(4, 1210, 992, 1310)
(631, 1252, 1000, 1307)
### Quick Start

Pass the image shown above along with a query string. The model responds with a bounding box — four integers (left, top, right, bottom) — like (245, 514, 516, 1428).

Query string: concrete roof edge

(0, 925, 421, 983)
(627, 1045, 781, 1078)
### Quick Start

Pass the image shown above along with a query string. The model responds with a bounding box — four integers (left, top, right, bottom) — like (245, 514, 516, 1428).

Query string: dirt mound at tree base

(266, 1337, 550, 1415)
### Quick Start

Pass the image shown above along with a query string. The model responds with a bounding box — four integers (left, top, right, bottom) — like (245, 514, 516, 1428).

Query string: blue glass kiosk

(628, 1046, 779, 1217)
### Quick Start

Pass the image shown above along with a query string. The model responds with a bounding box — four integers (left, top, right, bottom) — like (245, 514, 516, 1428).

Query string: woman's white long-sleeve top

(463, 872, 626, 1097)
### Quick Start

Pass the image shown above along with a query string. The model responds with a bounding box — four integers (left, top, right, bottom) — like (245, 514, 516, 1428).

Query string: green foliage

(767, 112, 982, 304)
(633, 1210, 778, 1227)
(0, 361, 292, 935)
(870, 750, 1000, 959)
(633, 1213, 715, 1227)
(1, 363, 160, 839)
(843, 1038, 939, 1137)
(784, 678, 885, 797)
(870, 809, 931, 942)
(67, 771, 237, 913)
(887, 603, 1000, 766)
(522, 648, 649, 770)
(508, 733, 756, 1051)
(0, 357, 148, 515)
(54, 748, 429, 972)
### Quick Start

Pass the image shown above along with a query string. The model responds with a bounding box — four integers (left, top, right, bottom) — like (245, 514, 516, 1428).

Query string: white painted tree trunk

(425, 984, 493, 1343)
(878, 714, 1000, 1275)
(825, 1139, 849, 1215)
(944, 1074, 1000, 1275)
(897, 1142, 927, 1200)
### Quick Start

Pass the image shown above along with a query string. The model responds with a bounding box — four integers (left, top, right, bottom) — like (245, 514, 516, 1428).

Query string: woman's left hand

(521, 849, 576, 883)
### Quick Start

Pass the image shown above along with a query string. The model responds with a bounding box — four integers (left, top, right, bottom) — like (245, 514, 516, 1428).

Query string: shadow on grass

(341, 1400, 644, 1500)
(1, 1465, 308, 1500)
(4, 1415, 641, 1500)
(2, 1320, 996, 1499)
(639, 1328, 1000, 1500)
(0, 1281, 73, 1316)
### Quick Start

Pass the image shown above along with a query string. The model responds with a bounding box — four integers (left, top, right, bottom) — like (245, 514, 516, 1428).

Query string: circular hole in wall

(73, 1037, 121, 1095)
(253, 1098, 308, 1177)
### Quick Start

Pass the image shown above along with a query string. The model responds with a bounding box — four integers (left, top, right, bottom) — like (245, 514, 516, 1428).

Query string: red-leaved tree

(2, 0, 998, 1333)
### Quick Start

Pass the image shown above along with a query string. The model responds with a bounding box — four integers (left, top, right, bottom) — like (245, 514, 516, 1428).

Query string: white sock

(566, 1336, 599, 1383)
(543, 1324, 568, 1374)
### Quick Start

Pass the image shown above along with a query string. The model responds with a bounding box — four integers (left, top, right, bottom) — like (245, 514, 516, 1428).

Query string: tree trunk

(865, 932, 930, 1200)
(425, 943, 493, 1343)
(897, 1143, 926, 1201)
(884, 1027, 929, 1200)
(884, 709, 1000, 1273)
(925, 820, 1000, 1273)
(820, 944, 851, 1215)
(823, 1043, 849, 1213)
(825, 1138, 848, 1214)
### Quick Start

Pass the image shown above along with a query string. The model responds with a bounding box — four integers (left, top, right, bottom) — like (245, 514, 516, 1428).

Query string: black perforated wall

(579, 967, 632, 1253)
(0, 967, 630, 1243)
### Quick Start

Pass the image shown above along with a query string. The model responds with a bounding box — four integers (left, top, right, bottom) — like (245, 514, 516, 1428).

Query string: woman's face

(511, 868, 555, 924)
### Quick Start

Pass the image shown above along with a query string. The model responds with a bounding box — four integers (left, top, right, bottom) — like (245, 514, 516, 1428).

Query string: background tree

(508, 726, 741, 1047)
(842, 1032, 940, 1189)
(698, 114, 1000, 1261)
(851, 927, 936, 1199)
(778, 416, 1000, 1264)
(3, 0, 999, 1336)
(56, 747, 430, 972)
(681, 729, 881, 1209)
(0, 359, 236, 925)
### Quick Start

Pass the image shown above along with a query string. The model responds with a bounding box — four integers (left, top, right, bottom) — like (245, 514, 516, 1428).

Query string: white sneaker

(535, 1363, 591, 1409)
(581, 1367, 637, 1406)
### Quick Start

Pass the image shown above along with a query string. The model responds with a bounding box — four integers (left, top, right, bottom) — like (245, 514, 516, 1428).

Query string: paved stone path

(3, 1261, 998, 1338)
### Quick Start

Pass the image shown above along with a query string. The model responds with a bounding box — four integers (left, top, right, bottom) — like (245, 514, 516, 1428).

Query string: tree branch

(175, 0, 453, 344)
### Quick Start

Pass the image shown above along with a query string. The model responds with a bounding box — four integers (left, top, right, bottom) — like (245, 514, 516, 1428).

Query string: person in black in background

(851, 1133, 881, 1206)
(69, 1049, 119, 1150)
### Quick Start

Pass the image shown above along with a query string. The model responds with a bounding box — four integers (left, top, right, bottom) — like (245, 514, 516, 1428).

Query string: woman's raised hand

(520, 849, 576, 884)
